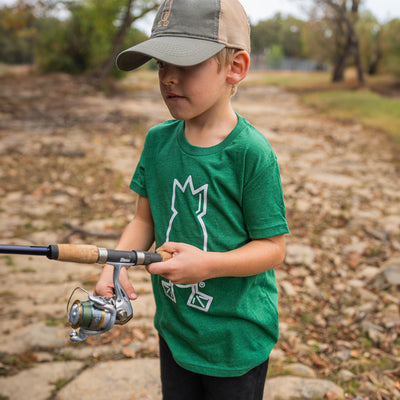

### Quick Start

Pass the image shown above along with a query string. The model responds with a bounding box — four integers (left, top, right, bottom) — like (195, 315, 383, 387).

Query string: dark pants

(159, 335, 269, 400)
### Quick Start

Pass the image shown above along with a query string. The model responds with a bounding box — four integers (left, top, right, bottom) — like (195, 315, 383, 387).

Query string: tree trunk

(332, 39, 350, 82)
(92, 0, 159, 84)
(352, 35, 365, 84)
(368, 33, 382, 75)
(94, 0, 135, 82)
(332, 56, 347, 82)
(350, 0, 364, 84)
(320, 0, 365, 84)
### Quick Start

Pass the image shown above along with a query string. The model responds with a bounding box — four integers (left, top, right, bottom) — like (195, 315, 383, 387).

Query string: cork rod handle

(55, 244, 99, 263)
(157, 250, 173, 262)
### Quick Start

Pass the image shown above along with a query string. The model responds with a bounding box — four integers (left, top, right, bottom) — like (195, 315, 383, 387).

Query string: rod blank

(0, 245, 50, 257)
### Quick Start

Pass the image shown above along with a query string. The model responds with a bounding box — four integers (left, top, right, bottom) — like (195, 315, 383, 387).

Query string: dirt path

(0, 72, 399, 400)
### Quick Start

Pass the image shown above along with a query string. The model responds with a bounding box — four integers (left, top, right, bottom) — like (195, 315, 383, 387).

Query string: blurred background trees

(250, 0, 400, 83)
(0, 1, 37, 64)
(0, 0, 156, 79)
(1, 0, 400, 82)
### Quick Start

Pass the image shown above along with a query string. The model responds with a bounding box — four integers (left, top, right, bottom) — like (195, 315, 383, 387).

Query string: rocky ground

(0, 71, 399, 400)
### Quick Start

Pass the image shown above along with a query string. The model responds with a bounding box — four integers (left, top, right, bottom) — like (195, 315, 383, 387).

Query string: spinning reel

(67, 263, 132, 342)
(0, 243, 170, 342)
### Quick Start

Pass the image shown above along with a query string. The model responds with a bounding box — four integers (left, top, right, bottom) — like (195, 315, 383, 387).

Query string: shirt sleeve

(130, 150, 147, 197)
(242, 151, 289, 239)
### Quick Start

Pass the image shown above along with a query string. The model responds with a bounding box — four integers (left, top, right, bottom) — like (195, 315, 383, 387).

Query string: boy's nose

(160, 65, 179, 85)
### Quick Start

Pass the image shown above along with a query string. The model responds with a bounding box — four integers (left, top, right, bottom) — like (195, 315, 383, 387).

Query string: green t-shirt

(130, 115, 289, 377)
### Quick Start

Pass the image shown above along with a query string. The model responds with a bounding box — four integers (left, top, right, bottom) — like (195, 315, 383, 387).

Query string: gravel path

(0, 73, 399, 400)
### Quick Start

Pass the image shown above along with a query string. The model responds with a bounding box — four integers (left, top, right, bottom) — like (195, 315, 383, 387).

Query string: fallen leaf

(324, 391, 339, 400)
(122, 346, 136, 358)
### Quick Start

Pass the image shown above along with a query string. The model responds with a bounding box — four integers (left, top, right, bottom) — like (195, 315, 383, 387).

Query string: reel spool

(67, 287, 117, 341)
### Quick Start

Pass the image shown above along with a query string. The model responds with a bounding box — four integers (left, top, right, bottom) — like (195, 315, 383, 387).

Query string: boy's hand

(94, 264, 137, 300)
(146, 242, 211, 285)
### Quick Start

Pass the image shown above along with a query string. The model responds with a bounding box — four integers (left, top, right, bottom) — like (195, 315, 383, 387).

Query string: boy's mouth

(166, 91, 184, 99)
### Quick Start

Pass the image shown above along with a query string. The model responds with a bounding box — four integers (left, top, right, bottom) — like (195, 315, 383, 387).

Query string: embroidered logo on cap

(158, 0, 174, 27)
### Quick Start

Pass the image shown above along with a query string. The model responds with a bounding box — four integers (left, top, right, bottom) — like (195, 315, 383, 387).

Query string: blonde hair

(214, 47, 241, 96)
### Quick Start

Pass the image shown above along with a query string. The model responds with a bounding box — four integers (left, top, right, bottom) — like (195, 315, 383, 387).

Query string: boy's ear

(226, 51, 250, 85)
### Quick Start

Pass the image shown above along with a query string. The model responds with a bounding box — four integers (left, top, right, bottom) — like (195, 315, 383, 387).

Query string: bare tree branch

(313, 0, 364, 83)
(93, 0, 159, 84)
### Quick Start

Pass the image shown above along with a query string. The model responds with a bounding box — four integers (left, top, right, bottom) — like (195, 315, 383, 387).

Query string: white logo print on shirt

(161, 176, 213, 312)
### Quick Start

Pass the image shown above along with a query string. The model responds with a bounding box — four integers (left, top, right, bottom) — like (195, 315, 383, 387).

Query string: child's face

(157, 57, 231, 123)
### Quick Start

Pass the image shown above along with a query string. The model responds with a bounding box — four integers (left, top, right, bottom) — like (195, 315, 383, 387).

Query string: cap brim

(116, 36, 225, 71)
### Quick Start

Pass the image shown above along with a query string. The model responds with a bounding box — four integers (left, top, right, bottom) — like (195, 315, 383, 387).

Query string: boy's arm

(147, 235, 286, 285)
(94, 195, 154, 299)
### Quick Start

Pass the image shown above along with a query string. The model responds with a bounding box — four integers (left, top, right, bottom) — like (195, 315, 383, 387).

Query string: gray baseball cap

(116, 0, 250, 71)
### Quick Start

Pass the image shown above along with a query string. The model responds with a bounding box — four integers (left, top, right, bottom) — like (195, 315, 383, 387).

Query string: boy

(95, 0, 289, 398)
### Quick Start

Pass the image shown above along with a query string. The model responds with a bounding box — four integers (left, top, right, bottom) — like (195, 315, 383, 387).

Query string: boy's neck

(183, 104, 238, 148)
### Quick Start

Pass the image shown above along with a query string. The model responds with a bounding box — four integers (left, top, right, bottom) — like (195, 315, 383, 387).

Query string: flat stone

(285, 244, 315, 266)
(133, 292, 156, 317)
(0, 322, 67, 353)
(56, 359, 162, 400)
(0, 361, 82, 400)
(264, 376, 344, 399)
(381, 261, 400, 285)
(380, 215, 400, 234)
(372, 260, 400, 289)
(283, 363, 317, 378)
(280, 281, 297, 296)
(338, 369, 356, 382)
(308, 171, 358, 187)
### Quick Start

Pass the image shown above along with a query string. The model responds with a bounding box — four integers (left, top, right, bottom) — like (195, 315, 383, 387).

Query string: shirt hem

(175, 355, 271, 378)
(130, 181, 146, 197)
(250, 225, 290, 239)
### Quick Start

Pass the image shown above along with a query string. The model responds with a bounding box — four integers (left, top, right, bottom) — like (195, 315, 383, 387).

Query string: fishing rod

(0, 243, 171, 342)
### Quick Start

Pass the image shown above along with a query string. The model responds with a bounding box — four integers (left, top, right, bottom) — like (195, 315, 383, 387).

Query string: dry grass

(244, 69, 400, 147)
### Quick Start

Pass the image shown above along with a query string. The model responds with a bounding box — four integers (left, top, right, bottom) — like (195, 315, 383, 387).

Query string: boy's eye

(157, 60, 165, 69)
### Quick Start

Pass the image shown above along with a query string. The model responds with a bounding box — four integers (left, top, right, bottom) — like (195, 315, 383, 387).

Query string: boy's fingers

(93, 283, 114, 298)
(157, 241, 177, 251)
(146, 261, 165, 274)
(94, 264, 114, 297)
(119, 267, 137, 300)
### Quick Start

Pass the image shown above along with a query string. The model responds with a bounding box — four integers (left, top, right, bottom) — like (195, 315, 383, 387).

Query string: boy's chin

(166, 108, 189, 121)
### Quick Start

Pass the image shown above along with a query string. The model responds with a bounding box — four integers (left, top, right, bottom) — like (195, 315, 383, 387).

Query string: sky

(0, 0, 398, 27)
(240, 0, 400, 24)
(131, 0, 400, 34)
